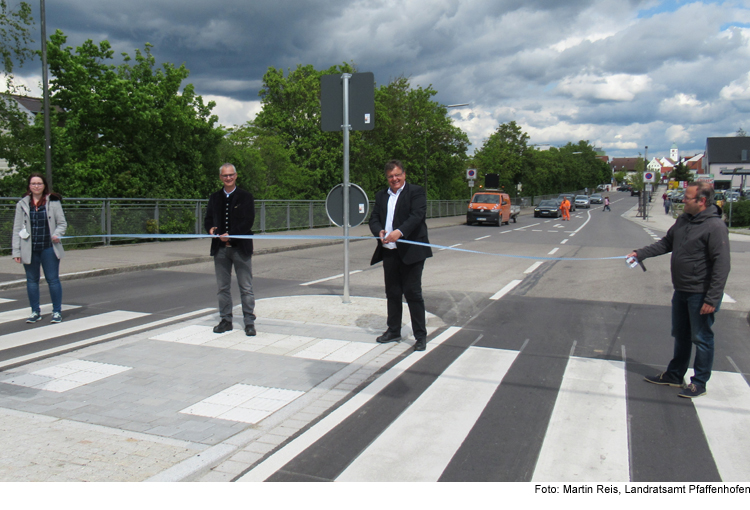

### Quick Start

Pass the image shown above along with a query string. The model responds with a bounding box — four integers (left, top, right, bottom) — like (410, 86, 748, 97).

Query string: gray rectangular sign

(321, 72, 375, 132)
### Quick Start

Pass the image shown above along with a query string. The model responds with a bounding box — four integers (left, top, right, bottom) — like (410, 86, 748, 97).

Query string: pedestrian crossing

(238, 331, 750, 483)
(0, 300, 213, 369)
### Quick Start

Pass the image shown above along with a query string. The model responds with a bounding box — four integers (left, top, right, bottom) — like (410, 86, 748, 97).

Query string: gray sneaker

(51, 312, 62, 324)
(26, 311, 42, 323)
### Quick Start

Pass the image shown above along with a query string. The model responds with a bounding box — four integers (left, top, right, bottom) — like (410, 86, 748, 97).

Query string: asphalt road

(2, 193, 749, 482)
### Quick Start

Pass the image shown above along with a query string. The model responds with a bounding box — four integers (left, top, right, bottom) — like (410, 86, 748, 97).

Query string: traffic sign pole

(342, 74, 352, 303)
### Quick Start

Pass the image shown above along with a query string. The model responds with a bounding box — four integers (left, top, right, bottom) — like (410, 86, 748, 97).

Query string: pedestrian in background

(630, 181, 730, 398)
(603, 196, 610, 211)
(12, 173, 67, 324)
(560, 197, 571, 220)
(664, 196, 671, 215)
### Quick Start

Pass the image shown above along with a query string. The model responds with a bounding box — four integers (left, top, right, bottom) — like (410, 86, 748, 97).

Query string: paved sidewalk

(622, 194, 750, 243)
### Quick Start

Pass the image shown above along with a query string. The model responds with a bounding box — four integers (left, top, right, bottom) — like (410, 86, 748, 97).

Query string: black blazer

(204, 187, 255, 256)
(369, 182, 432, 266)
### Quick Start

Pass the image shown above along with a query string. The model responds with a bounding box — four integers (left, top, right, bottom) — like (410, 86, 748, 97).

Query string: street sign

(644, 172, 655, 182)
(321, 73, 375, 132)
(325, 183, 369, 227)
(466, 168, 477, 180)
(468, 180, 474, 188)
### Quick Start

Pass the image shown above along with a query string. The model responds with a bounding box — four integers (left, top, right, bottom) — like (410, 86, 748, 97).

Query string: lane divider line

(300, 271, 363, 286)
(490, 280, 523, 301)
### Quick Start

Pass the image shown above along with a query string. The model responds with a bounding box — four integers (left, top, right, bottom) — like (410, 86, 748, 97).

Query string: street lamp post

(40, 0, 53, 189)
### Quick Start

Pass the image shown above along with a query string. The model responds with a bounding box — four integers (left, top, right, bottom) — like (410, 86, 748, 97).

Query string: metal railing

(1, 197, 469, 251)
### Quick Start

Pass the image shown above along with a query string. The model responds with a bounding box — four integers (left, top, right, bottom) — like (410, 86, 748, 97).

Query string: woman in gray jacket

(12, 174, 67, 323)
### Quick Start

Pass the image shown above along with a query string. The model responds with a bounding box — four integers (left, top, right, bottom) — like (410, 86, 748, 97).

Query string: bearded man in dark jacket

(629, 181, 730, 398)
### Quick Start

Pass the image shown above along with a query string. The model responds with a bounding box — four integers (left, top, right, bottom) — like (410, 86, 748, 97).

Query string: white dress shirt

(383, 185, 404, 249)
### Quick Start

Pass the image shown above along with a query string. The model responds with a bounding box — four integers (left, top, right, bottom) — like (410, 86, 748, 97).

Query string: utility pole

(40, 0, 53, 189)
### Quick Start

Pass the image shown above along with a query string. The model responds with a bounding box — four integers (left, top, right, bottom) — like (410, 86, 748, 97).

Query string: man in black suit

(204, 163, 257, 336)
(369, 160, 432, 351)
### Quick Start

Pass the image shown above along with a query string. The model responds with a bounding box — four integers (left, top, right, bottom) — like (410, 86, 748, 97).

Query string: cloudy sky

(9, 0, 750, 159)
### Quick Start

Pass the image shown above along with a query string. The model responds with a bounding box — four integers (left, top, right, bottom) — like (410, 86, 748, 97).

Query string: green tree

(358, 76, 468, 199)
(670, 162, 693, 183)
(0, 0, 34, 189)
(30, 30, 223, 198)
(252, 66, 469, 200)
(218, 123, 313, 199)
(472, 121, 529, 196)
(253, 63, 356, 199)
(0, 0, 33, 90)
(525, 147, 564, 196)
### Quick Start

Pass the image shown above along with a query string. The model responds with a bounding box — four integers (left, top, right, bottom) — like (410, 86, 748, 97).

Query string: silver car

(575, 195, 590, 208)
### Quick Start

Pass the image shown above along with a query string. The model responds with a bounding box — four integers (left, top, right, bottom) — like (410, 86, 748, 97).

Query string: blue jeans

(213, 246, 255, 326)
(666, 291, 718, 387)
(24, 246, 62, 314)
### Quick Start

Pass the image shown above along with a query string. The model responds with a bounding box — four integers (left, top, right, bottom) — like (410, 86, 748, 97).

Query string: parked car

(589, 193, 603, 204)
(617, 185, 632, 192)
(671, 192, 684, 203)
(725, 191, 741, 203)
(575, 195, 591, 208)
(534, 200, 561, 218)
(557, 194, 577, 212)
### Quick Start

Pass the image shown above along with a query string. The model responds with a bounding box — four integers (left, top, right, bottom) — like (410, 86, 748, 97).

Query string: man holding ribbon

(630, 181, 730, 398)
(204, 163, 257, 336)
(369, 160, 433, 351)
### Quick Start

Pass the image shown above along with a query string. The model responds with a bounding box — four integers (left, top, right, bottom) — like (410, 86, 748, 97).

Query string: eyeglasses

(220, 174, 236, 179)
(387, 173, 404, 180)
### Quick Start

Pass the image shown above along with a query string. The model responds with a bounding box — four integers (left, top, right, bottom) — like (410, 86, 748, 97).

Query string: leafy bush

(725, 198, 750, 227)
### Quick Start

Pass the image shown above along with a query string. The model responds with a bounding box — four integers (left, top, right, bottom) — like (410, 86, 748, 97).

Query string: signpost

(321, 73, 375, 302)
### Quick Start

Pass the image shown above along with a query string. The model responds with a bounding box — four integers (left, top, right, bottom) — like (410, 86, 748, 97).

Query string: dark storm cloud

(12, 0, 750, 157)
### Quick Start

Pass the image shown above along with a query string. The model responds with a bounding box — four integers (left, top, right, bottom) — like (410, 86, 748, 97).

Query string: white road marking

(474, 235, 491, 241)
(301, 270, 363, 286)
(514, 223, 540, 231)
(0, 304, 81, 325)
(692, 371, 750, 481)
(560, 239, 568, 244)
(547, 248, 559, 255)
(439, 243, 462, 251)
(532, 357, 629, 482)
(490, 280, 523, 300)
(723, 293, 736, 304)
(336, 347, 518, 482)
(236, 327, 462, 482)
(524, 261, 544, 274)
(0, 308, 214, 371)
(0, 311, 148, 351)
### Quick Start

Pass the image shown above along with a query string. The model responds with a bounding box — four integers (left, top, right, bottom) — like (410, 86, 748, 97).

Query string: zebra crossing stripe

(236, 327, 462, 482)
(692, 371, 750, 482)
(336, 346, 518, 482)
(0, 311, 148, 351)
(0, 304, 80, 325)
(532, 357, 629, 482)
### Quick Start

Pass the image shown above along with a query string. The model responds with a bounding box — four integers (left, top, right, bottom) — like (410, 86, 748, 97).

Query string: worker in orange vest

(560, 197, 571, 221)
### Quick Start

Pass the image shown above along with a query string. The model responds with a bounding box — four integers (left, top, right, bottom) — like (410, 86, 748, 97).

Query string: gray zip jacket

(12, 195, 67, 264)
(634, 204, 730, 307)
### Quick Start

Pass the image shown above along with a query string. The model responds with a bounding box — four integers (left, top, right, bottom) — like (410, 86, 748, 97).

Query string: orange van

(466, 190, 519, 226)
